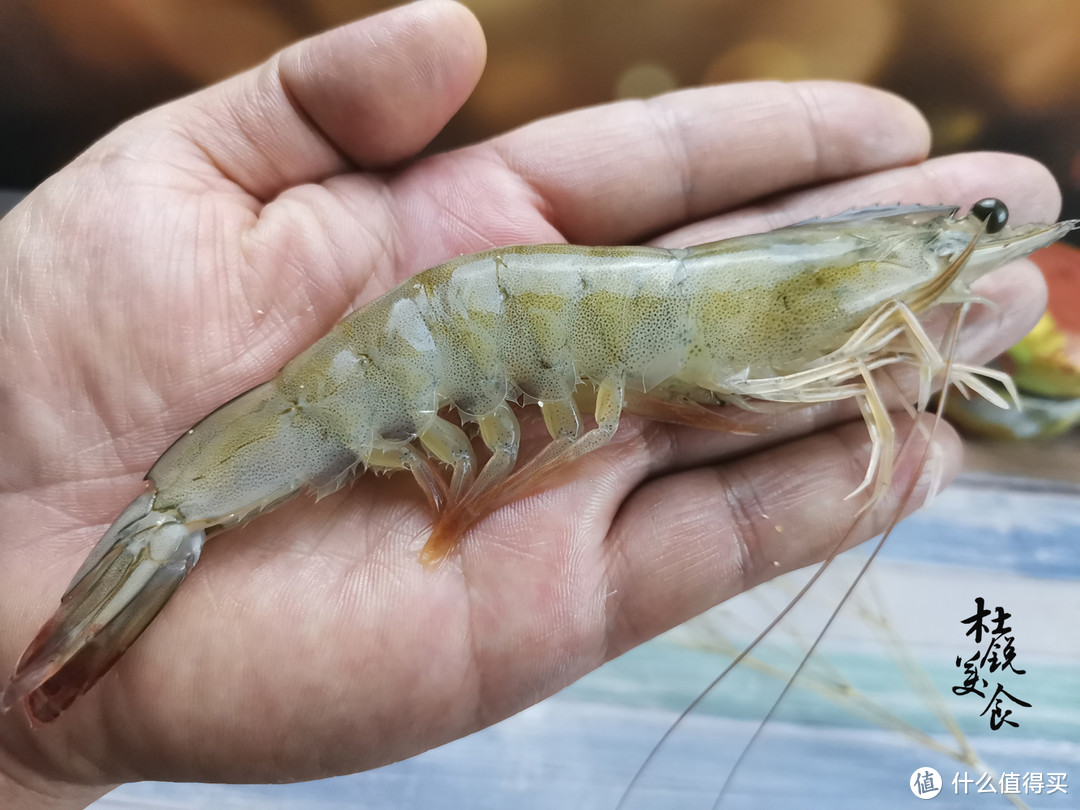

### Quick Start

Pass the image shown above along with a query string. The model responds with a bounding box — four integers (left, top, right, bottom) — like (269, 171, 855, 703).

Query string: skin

(0, 1, 1059, 807)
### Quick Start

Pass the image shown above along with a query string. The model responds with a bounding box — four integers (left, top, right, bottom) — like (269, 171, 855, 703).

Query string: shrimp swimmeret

(1, 198, 1074, 726)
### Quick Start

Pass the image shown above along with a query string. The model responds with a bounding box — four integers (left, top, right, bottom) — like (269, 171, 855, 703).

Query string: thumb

(103, 0, 487, 202)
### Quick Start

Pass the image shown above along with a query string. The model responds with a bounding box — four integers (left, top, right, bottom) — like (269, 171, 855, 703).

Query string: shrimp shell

(1, 200, 1074, 724)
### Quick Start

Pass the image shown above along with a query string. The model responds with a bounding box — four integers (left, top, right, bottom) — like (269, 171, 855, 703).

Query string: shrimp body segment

(2, 201, 1074, 723)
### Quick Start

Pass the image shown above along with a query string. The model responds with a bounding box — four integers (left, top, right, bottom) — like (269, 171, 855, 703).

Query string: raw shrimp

(1, 199, 1074, 725)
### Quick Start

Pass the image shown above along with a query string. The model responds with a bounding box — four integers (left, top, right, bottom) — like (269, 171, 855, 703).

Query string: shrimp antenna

(704, 304, 969, 809)
(616, 395, 942, 808)
(707, 433, 935, 807)
(614, 481, 892, 808)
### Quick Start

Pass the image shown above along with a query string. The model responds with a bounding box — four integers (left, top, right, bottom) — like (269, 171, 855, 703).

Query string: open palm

(0, 2, 1058, 805)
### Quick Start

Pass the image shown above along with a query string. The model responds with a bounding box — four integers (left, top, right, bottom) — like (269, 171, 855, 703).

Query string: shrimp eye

(971, 198, 1008, 233)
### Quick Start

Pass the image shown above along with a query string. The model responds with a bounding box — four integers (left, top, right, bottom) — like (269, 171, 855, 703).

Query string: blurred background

(2, 0, 1078, 232)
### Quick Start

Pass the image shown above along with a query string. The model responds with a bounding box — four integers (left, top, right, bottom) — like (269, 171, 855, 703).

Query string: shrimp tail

(0, 491, 205, 724)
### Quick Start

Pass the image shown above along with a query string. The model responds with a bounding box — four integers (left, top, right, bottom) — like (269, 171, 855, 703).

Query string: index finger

(482, 81, 931, 244)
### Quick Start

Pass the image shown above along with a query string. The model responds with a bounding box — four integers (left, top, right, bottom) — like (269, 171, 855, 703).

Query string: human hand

(0, 1, 1058, 807)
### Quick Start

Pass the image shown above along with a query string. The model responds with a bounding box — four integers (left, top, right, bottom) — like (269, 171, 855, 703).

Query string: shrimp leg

(418, 418, 479, 502)
(420, 380, 627, 564)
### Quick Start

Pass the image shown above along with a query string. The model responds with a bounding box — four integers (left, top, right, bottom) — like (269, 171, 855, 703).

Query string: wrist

(0, 723, 111, 810)
(0, 770, 109, 810)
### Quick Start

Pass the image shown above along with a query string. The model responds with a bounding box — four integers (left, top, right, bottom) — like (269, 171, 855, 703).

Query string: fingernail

(919, 439, 947, 510)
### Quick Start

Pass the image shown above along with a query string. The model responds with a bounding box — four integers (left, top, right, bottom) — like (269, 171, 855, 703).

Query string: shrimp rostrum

(2, 199, 1074, 723)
